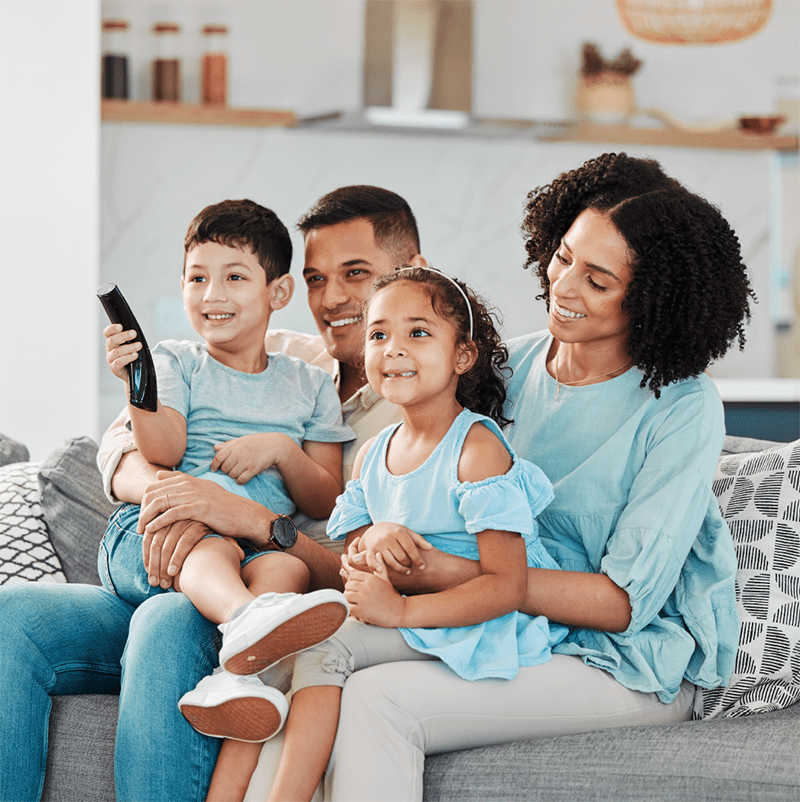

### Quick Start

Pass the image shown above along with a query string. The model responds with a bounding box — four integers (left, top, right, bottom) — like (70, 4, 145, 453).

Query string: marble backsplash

(100, 122, 785, 432)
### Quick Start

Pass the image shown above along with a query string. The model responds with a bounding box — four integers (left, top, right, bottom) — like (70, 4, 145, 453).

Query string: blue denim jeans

(100, 503, 271, 607)
(0, 566, 222, 800)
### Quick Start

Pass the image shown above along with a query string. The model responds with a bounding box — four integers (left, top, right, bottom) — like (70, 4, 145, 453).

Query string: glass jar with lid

(152, 22, 181, 102)
(201, 25, 228, 105)
(101, 19, 129, 99)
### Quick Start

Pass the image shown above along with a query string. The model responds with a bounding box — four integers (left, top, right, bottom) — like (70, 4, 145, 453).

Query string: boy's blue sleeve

(304, 370, 355, 444)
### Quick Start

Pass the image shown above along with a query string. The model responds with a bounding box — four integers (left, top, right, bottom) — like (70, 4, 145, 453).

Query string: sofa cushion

(695, 439, 800, 718)
(0, 432, 29, 467)
(38, 437, 117, 585)
(0, 462, 66, 584)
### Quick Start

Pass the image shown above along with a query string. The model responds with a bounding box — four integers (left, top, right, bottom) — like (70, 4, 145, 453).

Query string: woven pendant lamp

(615, 0, 774, 45)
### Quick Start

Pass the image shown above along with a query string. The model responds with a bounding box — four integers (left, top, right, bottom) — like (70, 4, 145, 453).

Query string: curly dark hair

(184, 199, 292, 282)
(367, 267, 513, 427)
(521, 152, 755, 397)
(297, 185, 421, 266)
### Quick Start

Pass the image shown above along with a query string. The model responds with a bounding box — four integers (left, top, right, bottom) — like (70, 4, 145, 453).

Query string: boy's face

(182, 241, 281, 359)
(302, 218, 397, 368)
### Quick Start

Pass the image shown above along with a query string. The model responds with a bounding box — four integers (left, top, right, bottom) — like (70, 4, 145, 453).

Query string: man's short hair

(297, 186, 420, 265)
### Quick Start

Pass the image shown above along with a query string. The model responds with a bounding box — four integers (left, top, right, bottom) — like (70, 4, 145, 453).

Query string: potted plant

(576, 43, 642, 124)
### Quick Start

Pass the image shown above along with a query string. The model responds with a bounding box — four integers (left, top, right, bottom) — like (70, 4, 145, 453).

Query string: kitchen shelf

(101, 100, 296, 127)
(547, 122, 798, 152)
(100, 102, 798, 151)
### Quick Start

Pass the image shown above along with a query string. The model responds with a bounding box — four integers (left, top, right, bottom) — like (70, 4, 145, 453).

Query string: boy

(101, 199, 353, 743)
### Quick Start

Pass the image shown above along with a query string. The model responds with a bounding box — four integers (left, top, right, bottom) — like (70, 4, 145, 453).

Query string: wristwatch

(268, 514, 298, 551)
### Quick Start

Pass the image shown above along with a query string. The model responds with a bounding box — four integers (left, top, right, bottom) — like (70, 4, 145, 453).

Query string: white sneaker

(218, 589, 349, 676)
(178, 670, 289, 742)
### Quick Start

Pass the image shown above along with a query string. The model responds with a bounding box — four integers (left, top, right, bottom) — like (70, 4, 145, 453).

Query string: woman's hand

(345, 554, 406, 627)
(103, 323, 141, 383)
(359, 521, 433, 575)
(210, 433, 293, 485)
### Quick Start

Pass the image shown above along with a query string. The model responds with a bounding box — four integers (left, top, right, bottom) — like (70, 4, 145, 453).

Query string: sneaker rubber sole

(221, 600, 348, 675)
(180, 695, 285, 742)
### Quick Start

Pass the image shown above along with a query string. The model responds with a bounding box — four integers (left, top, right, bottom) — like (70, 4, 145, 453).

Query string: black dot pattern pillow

(695, 440, 800, 718)
(0, 462, 66, 585)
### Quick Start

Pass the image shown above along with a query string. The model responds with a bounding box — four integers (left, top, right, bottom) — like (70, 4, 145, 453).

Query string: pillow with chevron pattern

(694, 439, 800, 719)
(0, 462, 66, 585)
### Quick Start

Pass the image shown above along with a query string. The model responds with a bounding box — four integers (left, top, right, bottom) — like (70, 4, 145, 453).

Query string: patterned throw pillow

(695, 440, 800, 718)
(0, 462, 66, 585)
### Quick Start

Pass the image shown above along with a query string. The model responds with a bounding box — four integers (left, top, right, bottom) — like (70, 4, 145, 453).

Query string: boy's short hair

(184, 199, 292, 282)
(297, 185, 420, 266)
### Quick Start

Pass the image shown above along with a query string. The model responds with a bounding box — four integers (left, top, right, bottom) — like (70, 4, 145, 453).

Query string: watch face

(272, 516, 297, 549)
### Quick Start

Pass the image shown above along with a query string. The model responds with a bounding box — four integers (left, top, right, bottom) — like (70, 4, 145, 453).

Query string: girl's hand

(340, 536, 366, 583)
(345, 554, 406, 627)
(104, 323, 141, 382)
(210, 433, 292, 485)
(360, 522, 433, 575)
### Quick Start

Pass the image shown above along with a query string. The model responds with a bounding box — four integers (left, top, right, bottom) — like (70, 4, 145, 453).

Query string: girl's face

(546, 208, 633, 353)
(365, 280, 471, 411)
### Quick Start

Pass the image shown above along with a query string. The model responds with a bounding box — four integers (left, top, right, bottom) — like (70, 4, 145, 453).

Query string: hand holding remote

(97, 283, 158, 411)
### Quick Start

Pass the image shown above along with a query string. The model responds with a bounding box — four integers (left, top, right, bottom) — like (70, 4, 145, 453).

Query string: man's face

(302, 218, 397, 367)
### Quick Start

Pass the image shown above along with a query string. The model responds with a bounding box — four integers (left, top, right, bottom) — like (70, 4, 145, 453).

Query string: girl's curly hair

(367, 267, 513, 427)
(521, 152, 755, 397)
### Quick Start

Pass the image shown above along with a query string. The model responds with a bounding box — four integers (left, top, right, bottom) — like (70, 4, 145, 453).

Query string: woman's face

(546, 208, 633, 352)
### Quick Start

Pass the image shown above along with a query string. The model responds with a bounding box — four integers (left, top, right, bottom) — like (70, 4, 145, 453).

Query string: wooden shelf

(100, 103, 798, 151)
(547, 122, 798, 152)
(101, 100, 296, 127)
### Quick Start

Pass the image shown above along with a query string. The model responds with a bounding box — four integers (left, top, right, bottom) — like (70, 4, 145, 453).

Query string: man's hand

(142, 518, 213, 589)
(359, 521, 433, 575)
(210, 433, 293, 485)
(345, 555, 406, 627)
(137, 471, 273, 546)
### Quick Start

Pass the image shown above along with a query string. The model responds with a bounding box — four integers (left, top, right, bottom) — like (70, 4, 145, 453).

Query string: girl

(255, 266, 568, 802)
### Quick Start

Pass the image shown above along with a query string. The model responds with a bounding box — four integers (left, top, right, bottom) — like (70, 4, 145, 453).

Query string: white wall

(0, 0, 100, 460)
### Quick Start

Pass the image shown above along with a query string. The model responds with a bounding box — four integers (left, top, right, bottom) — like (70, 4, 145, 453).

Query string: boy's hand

(210, 433, 291, 485)
(345, 555, 406, 627)
(360, 522, 433, 575)
(103, 323, 142, 382)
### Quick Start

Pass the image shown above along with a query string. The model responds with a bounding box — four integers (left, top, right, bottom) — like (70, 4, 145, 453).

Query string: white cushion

(0, 462, 66, 585)
(695, 440, 800, 718)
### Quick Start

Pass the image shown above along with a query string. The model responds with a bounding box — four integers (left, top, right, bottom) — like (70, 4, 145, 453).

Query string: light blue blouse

(504, 331, 739, 703)
(327, 410, 568, 681)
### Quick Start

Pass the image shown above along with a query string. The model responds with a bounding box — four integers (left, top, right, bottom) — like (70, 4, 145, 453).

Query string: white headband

(395, 265, 474, 341)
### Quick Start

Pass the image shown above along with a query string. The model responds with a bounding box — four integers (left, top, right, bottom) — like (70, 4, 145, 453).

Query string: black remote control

(97, 283, 158, 412)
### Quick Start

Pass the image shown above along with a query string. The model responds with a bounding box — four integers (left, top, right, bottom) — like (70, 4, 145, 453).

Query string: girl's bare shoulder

(457, 421, 512, 484)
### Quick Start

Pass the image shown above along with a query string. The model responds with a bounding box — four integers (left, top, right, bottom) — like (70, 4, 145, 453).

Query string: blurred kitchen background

(0, 0, 798, 459)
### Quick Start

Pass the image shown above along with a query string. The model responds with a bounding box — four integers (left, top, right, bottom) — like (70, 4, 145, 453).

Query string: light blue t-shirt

(504, 331, 739, 703)
(152, 340, 354, 516)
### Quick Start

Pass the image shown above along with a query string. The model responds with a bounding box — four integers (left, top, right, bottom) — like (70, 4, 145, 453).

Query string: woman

(326, 152, 754, 801)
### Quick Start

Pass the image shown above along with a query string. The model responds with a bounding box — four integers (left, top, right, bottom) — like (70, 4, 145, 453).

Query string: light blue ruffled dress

(327, 409, 569, 681)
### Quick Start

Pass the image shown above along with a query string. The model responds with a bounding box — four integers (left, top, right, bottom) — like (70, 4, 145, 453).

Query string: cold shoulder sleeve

(326, 479, 372, 541)
(455, 458, 554, 538)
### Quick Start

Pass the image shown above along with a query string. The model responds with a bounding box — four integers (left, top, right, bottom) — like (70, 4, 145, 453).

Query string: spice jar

(201, 25, 228, 105)
(101, 19, 129, 99)
(152, 22, 181, 102)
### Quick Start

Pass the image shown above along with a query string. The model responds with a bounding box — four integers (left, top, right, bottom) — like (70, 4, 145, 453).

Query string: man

(92, 185, 426, 800)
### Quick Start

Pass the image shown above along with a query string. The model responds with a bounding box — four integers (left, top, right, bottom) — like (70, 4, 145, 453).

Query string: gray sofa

(1, 432, 798, 802)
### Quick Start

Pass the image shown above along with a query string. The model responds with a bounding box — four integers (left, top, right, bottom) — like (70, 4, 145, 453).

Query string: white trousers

(245, 653, 694, 802)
